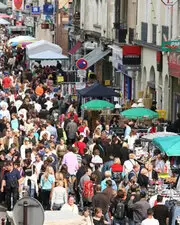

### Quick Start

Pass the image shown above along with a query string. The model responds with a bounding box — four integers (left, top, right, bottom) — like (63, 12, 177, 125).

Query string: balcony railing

(72, 12, 80, 27)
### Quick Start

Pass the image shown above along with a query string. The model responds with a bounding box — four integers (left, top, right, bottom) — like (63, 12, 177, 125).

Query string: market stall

(6, 211, 86, 225)
(7, 35, 36, 46)
(26, 40, 68, 67)
(153, 135, 180, 156)
(120, 107, 158, 120)
(81, 99, 115, 110)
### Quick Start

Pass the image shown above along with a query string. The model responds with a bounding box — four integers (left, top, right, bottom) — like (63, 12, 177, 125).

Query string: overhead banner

(12, 0, 24, 11)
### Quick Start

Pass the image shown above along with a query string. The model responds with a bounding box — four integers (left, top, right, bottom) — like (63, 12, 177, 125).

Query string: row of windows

(141, 22, 169, 45)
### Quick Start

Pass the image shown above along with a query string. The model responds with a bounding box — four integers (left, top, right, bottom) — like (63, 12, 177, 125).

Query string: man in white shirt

(44, 98, 53, 111)
(0, 98, 8, 109)
(33, 153, 43, 175)
(124, 153, 136, 175)
(0, 105, 10, 121)
(124, 121, 131, 140)
(34, 102, 42, 113)
(14, 98, 23, 111)
(141, 208, 159, 225)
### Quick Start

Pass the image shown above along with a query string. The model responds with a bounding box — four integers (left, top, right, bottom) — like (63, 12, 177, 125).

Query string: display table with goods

(149, 188, 180, 225)
(6, 210, 86, 225)
(6, 197, 86, 225)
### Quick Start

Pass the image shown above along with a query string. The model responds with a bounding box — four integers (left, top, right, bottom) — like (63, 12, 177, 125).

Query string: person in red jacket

(74, 135, 86, 156)
(2, 74, 11, 92)
(111, 157, 123, 173)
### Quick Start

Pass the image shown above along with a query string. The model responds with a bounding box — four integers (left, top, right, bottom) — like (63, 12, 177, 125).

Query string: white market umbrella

(141, 132, 178, 142)
(0, 18, 10, 25)
(7, 36, 36, 45)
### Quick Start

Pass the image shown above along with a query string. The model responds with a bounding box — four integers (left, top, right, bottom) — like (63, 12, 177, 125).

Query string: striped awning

(83, 47, 111, 69)
(68, 40, 82, 55)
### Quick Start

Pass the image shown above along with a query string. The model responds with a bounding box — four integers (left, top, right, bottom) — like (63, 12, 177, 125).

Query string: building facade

(134, 0, 180, 119)
(69, 0, 115, 84)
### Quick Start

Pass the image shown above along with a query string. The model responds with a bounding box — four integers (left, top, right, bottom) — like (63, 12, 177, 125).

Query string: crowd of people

(0, 39, 179, 225)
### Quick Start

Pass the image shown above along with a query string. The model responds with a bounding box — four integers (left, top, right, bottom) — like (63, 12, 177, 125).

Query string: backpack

(112, 171, 122, 184)
(114, 200, 125, 219)
(82, 180, 94, 201)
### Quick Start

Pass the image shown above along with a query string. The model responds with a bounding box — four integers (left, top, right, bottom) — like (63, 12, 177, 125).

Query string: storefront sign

(168, 52, 180, 78)
(12, 0, 24, 11)
(161, 0, 177, 6)
(157, 51, 163, 72)
(162, 40, 180, 52)
(122, 46, 141, 65)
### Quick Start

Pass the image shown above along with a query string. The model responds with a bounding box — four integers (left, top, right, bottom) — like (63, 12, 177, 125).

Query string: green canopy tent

(152, 136, 180, 156)
(120, 107, 158, 120)
(81, 100, 114, 110)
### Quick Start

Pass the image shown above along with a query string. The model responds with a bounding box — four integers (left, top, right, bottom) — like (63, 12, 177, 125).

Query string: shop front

(109, 45, 141, 105)
(169, 52, 180, 121)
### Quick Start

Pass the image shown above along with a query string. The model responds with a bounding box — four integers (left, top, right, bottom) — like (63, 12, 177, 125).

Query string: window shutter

(141, 22, 148, 42)
(129, 28, 134, 44)
(152, 24, 157, 45)
(162, 26, 169, 42)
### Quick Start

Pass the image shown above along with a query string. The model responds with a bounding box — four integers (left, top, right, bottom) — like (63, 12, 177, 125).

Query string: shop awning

(0, 2, 7, 10)
(68, 41, 82, 55)
(83, 47, 111, 69)
(28, 50, 68, 60)
(0, 18, 10, 25)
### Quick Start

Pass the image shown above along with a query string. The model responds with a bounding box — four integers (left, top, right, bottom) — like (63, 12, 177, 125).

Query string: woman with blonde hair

(40, 166, 55, 210)
(55, 171, 68, 190)
(128, 129, 137, 150)
(77, 119, 90, 142)
(110, 157, 123, 185)
(51, 180, 67, 210)
(93, 128, 101, 139)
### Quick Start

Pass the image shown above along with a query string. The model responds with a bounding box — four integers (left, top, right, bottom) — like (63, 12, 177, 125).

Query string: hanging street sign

(161, 0, 178, 6)
(162, 40, 180, 52)
(32, 6, 41, 15)
(76, 58, 88, 70)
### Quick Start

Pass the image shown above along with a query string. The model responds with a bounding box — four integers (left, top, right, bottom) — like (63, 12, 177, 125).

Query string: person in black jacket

(173, 113, 180, 133)
(119, 142, 129, 165)
(137, 168, 149, 189)
(93, 207, 106, 225)
(109, 189, 128, 225)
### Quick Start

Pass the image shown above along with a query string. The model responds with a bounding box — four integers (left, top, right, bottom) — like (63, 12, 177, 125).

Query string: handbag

(63, 129, 67, 141)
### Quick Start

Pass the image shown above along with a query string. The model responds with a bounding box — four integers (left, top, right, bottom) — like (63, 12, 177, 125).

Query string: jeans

(128, 219, 134, 225)
(78, 187, 84, 211)
(5, 187, 19, 211)
(171, 205, 180, 225)
(52, 203, 63, 210)
(105, 211, 111, 224)
(113, 218, 126, 225)
(40, 189, 51, 210)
